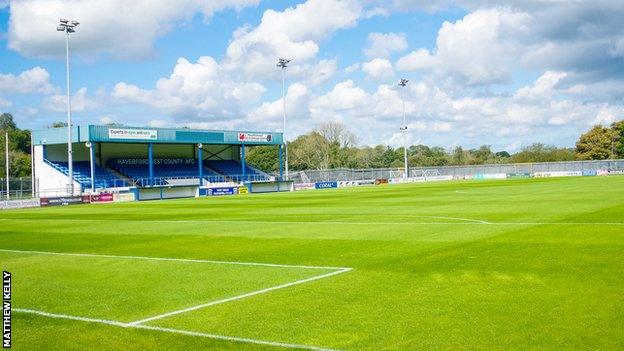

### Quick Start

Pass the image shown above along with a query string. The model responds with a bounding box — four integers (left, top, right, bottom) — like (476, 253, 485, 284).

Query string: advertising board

(315, 181, 338, 189)
(90, 193, 114, 202)
(237, 133, 273, 143)
(0, 198, 40, 210)
(294, 183, 316, 191)
(113, 193, 136, 202)
(109, 128, 157, 140)
(40, 196, 89, 207)
(206, 187, 239, 196)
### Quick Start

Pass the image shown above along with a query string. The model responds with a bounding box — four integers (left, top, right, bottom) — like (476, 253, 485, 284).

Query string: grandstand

(32, 125, 290, 199)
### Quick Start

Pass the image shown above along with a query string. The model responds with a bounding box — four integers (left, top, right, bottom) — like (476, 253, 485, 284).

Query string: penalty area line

(128, 268, 352, 326)
(14, 308, 342, 351)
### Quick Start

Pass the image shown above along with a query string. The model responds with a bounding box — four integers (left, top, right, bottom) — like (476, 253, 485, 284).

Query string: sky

(0, 0, 623, 152)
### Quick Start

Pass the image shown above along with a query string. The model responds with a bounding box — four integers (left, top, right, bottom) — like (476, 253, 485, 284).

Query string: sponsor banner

(533, 171, 583, 178)
(294, 183, 316, 191)
(425, 175, 454, 182)
(608, 170, 624, 175)
(237, 132, 273, 143)
(109, 128, 157, 140)
(111, 158, 196, 166)
(90, 193, 114, 202)
(597, 169, 609, 176)
(315, 181, 338, 189)
(507, 173, 532, 179)
(113, 193, 135, 202)
(206, 187, 239, 196)
(40, 196, 89, 207)
(357, 179, 376, 186)
(338, 181, 359, 187)
(482, 173, 507, 179)
(238, 186, 249, 195)
(0, 198, 40, 210)
(582, 170, 597, 176)
(374, 178, 389, 185)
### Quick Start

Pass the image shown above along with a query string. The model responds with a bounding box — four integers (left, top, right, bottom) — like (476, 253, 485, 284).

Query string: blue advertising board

(206, 187, 239, 196)
(315, 181, 338, 189)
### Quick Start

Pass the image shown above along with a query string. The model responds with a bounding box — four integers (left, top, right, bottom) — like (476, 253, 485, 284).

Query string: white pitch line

(0, 248, 350, 271)
(14, 308, 342, 351)
(1, 218, 623, 225)
(128, 268, 352, 326)
(415, 215, 491, 224)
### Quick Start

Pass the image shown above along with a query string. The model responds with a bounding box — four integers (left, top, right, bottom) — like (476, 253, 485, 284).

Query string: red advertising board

(90, 193, 114, 202)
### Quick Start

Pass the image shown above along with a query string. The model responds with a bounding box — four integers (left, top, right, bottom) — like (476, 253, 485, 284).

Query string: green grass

(2, 176, 623, 350)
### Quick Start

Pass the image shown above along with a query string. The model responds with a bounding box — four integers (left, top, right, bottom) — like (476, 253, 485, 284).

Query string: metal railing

(285, 159, 624, 183)
(0, 177, 33, 199)
(132, 174, 272, 187)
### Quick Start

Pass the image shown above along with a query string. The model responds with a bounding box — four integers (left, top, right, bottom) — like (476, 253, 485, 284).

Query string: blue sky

(0, 0, 623, 152)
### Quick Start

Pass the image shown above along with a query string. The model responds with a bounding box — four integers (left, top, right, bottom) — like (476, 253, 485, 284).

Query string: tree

(450, 146, 466, 165)
(0, 113, 17, 131)
(575, 125, 616, 160)
(0, 113, 32, 178)
(245, 146, 279, 172)
(50, 121, 68, 128)
(611, 120, 624, 158)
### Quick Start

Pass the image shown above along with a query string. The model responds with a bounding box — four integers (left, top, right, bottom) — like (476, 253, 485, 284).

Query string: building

(31, 125, 290, 200)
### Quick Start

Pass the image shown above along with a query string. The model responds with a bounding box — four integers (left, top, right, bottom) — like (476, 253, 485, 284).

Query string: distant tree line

(247, 120, 624, 172)
(1, 110, 623, 177)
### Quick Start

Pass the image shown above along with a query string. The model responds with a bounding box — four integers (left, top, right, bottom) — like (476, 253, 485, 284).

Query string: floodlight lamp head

(277, 58, 290, 68)
(56, 26, 65, 31)
(67, 27, 75, 33)
(71, 20, 80, 26)
(197, 143, 203, 149)
(85, 141, 92, 148)
(399, 78, 409, 87)
(60, 18, 69, 23)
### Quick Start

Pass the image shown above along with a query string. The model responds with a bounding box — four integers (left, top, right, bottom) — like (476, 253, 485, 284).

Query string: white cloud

(345, 63, 360, 73)
(0, 97, 11, 108)
(222, 0, 361, 79)
(0, 67, 54, 94)
(288, 59, 338, 87)
(312, 80, 369, 112)
(396, 8, 531, 85)
(112, 56, 266, 119)
(248, 83, 310, 126)
(8, 0, 260, 59)
(395, 48, 435, 71)
(362, 58, 394, 81)
(43, 87, 99, 112)
(364, 32, 407, 58)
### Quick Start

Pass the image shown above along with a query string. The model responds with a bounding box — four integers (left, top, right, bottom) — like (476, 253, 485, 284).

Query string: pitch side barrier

(293, 168, 619, 191)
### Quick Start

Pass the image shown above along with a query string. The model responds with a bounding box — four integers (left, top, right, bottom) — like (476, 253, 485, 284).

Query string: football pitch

(2, 176, 623, 350)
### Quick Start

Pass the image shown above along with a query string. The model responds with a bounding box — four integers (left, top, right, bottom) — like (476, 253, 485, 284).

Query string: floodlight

(56, 26, 65, 31)
(85, 141, 92, 148)
(197, 143, 203, 148)
(60, 18, 69, 23)
(71, 20, 80, 26)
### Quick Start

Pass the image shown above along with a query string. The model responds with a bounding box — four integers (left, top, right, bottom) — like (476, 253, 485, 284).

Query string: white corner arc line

(0, 248, 350, 270)
(14, 308, 342, 351)
(128, 268, 352, 326)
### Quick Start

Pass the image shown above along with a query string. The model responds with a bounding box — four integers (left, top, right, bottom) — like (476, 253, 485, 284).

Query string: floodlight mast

(56, 18, 79, 195)
(399, 78, 409, 179)
(277, 58, 291, 180)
